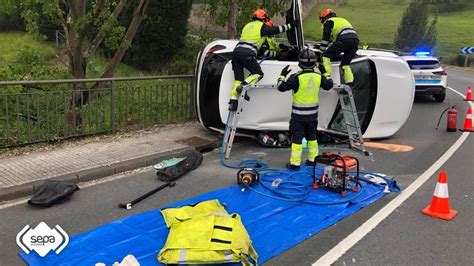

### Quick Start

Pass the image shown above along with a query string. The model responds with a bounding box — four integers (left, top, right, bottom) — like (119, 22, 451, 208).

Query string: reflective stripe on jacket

(325, 17, 356, 41)
(158, 199, 258, 265)
(292, 72, 322, 116)
(235, 21, 265, 55)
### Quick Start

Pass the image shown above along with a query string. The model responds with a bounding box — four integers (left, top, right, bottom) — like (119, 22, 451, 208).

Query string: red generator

(311, 152, 360, 197)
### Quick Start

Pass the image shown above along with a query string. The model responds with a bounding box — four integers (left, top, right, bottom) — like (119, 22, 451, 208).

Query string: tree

(423, 13, 438, 49)
(394, 0, 438, 51)
(205, 0, 290, 39)
(116, 0, 193, 71)
(227, 0, 239, 38)
(6, 0, 150, 125)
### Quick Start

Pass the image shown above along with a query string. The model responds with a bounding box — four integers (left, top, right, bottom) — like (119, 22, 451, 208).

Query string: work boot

(305, 159, 316, 166)
(285, 162, 300, 171)
(228, 99, 238, 111)
(236, 81, 248, 93)
(342, 65, 354, 86)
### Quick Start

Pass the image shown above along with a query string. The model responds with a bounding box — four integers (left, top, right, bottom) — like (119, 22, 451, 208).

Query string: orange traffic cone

(460, 108, 474, 132)
(465, 86, 473, 101)
(422, 171, 457, 221)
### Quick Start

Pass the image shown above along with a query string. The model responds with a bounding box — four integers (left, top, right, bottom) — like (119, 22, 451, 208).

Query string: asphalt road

(0, 69, 472, 265)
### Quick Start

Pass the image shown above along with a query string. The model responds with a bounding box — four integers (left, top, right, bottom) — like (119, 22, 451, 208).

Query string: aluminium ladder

(336, 85, 370, 156)
(222, 84, 253, 159)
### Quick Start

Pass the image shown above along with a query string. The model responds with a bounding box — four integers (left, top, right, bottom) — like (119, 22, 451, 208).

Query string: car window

(406, 60, 440, 70)
(329, 59, 377, 135)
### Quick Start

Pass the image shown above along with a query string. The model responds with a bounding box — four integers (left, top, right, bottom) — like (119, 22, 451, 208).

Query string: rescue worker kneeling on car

(229, 8, 299, 111)
(277, 48, 333, 170)
(257, 20, 293, 61)
(319, 8, 359, 85)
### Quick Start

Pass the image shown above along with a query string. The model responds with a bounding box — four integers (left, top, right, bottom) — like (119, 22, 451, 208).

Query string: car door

(286, 0, 304, 51)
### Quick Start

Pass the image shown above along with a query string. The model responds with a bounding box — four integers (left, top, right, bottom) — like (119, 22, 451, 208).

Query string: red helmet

(253, 8, 270, 22)
(319, 8, 336, 23)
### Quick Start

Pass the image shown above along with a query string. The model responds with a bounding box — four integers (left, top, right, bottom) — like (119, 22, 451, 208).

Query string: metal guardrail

(0, 75, 194, 148)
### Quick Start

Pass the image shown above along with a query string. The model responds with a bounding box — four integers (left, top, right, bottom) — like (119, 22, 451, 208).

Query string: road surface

(0, 69, 472, 265)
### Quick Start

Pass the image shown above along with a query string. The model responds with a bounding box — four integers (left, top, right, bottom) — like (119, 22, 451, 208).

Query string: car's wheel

(434, 93, 446, 102)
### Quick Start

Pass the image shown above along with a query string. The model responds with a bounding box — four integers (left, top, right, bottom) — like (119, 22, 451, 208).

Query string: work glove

(290, 19, 300, 29)
(280, 65, 291, 78)
(278, 43, 289, 51)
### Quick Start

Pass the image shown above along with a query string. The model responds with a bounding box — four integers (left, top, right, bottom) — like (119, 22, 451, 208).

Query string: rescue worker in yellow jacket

(277, 48, 333, 170)
(319, 9, 359, 85)
(229, 8, 299, 111)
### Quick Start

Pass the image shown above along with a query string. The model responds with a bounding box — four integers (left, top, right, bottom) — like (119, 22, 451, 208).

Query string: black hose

(435, 106, 454, 130)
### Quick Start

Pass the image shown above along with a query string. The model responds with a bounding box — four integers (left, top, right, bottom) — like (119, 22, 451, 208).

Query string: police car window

(407, 60, 440, 70)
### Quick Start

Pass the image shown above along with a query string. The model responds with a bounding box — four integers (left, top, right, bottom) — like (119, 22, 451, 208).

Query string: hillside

(303, 0, 474, 58)
(0, 32, 144, 81)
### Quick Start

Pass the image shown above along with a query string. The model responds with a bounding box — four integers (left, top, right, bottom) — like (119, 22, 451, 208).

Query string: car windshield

(407, 60, 440, 70)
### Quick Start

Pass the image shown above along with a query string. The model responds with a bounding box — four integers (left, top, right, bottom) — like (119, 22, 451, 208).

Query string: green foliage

(0, 33, 69, 83)
(165, 27, 215, 75)
(394, 0, 437, 51)
(303, 0, 472, 58)
(427, 0, 470, 13)
(423, 12, 438, 49)
(205, 0, 290, 33)
(0, 1, 24, 31)
(116, 0, 193, 71)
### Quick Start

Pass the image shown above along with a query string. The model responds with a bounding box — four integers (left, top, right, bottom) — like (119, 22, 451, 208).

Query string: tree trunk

(66, 0, 88, 127)
(82, 0, 150, 102)
(226, 0, 239, 39)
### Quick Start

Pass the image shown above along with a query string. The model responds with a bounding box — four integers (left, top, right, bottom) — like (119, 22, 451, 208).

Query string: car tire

(434, 93, 446, 102)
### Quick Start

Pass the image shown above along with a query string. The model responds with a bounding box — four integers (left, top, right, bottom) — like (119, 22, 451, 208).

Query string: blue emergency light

(414, 51, 431, 57)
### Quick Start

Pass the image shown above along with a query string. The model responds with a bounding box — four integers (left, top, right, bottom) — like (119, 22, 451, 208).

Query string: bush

(164, 29, 215, 74)
(114, 0, 193, 71)
(0, 3, 24, 31)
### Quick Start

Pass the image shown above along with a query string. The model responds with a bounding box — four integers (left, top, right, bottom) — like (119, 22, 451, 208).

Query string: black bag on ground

(28, 180, 79, 207)
(154, 150, 203, 182)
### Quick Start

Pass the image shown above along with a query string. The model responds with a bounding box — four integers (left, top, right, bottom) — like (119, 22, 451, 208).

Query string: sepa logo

(16, 222, 69, 257)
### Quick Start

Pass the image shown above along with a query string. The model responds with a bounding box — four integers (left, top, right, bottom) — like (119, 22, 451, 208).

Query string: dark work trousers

(231, 52, 264, 81)
(323, 38, 359, 66)
(290, 119, 318, 144)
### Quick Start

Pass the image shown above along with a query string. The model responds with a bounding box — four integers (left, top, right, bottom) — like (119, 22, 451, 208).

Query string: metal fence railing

(0, 75, 194, 148)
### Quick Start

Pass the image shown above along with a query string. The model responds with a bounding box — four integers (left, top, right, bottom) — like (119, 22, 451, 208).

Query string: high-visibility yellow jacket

(158, 199, 258, 265)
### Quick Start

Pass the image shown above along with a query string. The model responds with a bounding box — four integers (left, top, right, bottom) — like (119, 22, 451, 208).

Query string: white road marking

(314, 87, 473, 266)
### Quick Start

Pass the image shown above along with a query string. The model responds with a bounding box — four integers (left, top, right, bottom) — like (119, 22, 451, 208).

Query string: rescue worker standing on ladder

(229, 8, 299, 111)
(277, 48, 333, 170)
(319, 9, 359, 85)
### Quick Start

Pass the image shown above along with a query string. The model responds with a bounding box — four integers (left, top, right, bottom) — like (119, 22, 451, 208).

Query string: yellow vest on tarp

(158, 199, 258, 265)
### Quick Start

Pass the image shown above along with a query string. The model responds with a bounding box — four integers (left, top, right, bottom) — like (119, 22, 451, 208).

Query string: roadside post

(461, 47, 474, 67)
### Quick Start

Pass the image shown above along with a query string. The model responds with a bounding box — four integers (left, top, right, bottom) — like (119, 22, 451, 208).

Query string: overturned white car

(193, 1, 414, 140)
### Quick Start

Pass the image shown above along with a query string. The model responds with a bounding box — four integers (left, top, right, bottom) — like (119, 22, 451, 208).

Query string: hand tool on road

(237, 168, 259, 190)
(118, 182, 176, 210)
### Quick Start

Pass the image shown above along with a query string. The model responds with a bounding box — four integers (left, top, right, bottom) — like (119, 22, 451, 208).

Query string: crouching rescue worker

(277, 48, 333, 170)
(319, 9, 359, 85)
(229, 8, 299, 111)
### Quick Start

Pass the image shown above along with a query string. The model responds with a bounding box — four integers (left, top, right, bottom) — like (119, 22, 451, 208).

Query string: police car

(401, 51, 447, 102)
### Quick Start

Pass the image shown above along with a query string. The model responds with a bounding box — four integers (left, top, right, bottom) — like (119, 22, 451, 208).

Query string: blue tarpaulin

(20, 166, 396, 265)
